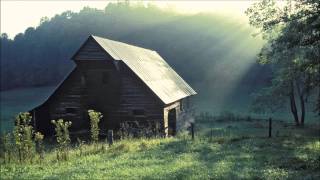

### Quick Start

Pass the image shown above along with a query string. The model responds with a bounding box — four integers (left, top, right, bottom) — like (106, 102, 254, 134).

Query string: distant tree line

(0, 2, 267, 105)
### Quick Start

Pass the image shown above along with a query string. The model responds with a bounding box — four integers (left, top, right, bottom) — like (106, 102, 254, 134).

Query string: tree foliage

(246, 0, 320, 125)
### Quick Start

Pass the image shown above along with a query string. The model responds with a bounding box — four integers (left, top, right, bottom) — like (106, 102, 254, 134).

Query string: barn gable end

(72, 37, 109, 61)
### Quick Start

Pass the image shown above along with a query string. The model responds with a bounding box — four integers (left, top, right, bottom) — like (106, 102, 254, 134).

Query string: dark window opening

(102, 72, 109, 84)
(168, 108, 177, 136)
(66, 108, 77, 114)
(133, 109, 145, 116)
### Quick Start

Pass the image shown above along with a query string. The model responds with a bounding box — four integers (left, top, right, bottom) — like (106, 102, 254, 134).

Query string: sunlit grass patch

(1, 117, 319, 179)
(304, 140, 320, 153)
(262, 167, 289, 180)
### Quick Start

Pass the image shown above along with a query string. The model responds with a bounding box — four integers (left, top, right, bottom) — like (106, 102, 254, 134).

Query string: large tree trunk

(317, 87, 320, 116)
(296, 80, 305, 126)
(299, 95, 305, 126)
(290, 82, 300, 126)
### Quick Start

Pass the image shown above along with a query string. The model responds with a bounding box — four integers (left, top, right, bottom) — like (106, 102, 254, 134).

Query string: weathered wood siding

(48, 68, 88, 132)
(77, 61, 165, 131)
(76, 60, 121, 133)
(34, 68, 88, 135)
(109, 63, 164, 129)
(33, 37, 174, 136)
(73, 37, 108, 61)
(74, 39, 165, 131)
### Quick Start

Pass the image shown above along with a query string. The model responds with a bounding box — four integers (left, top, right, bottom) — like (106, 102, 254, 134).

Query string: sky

(1, 1, 255, 39)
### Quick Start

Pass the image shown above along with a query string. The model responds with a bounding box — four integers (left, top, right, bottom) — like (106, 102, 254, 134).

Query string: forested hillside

(1, 2, 267, 112)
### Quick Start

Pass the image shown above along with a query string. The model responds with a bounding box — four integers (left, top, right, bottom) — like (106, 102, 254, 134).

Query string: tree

(246, 0, 320, 125)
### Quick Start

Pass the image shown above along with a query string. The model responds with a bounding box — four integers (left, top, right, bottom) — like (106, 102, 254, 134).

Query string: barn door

(168, 108, 177, 136)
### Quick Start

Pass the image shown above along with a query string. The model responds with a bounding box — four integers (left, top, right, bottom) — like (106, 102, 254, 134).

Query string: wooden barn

(30, 35, 197, 137)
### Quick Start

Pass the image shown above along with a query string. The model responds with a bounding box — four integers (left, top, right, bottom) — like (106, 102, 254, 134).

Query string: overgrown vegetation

(13, 112, 35, 163)
(51, 119, 72, 161)
(34, 131, 44, 162)
(1, 112, 319, 179)
(0, 112, 45, 164)
(119, 121, 163, 139)
(1, 133, 12, 164)
(88, 109, 103, 144)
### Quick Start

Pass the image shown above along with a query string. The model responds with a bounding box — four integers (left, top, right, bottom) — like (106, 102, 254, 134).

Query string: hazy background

(1, 1, 283, 132)
(1, 1, 254, 38)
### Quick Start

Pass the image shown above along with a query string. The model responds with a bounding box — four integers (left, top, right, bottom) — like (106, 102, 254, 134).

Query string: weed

(34, 132, 44, 162)
(77, 138, 85, 157)
(51, 119, 72, 161)
(13, 112, 35, 163)
(1, 132, 12, 163)
(88, 110, 103, 144)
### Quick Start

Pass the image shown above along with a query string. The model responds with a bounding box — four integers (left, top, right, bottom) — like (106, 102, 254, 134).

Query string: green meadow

(1, 115, 319, 179)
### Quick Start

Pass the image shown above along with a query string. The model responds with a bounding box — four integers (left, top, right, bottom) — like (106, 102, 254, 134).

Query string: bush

(51, 119, 72, 161)
(1, 133, 13, 163)
(34, 132, 44, 162)
(119, 121, 162, 139)
(88, 110, 103, 144)
(13, 112, 35, 163)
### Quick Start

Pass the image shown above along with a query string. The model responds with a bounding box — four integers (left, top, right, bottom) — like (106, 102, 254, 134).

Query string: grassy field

(1, 116, 319, 179)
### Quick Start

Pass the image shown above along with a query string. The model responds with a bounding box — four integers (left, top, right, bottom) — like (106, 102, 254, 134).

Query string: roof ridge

(91, 35, 157, 54)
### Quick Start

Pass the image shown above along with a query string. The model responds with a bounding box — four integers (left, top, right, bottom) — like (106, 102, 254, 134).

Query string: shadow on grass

(139, 121, 320, 179)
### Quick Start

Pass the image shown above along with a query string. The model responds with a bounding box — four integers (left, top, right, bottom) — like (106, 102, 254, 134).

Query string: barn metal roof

(90, 35, 197, 104)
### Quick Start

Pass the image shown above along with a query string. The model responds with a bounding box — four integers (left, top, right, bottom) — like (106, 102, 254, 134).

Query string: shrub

(13, 112, 35, 163)
(1, 132, 13, 163)
(176, 130, 190, 141)
(119, 121, 162, 139)
(34, 132, 44, 162)
(77, 138, 85, 157)
(119, 122, 131, 139)
(88, 110, 103, 144)
(51, 119, 72, 161)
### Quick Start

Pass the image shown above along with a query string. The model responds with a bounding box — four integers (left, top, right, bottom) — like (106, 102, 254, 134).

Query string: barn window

(133, 109, 145, 116)
(66, 108, 76, 114)
(102, 72, 109, 84)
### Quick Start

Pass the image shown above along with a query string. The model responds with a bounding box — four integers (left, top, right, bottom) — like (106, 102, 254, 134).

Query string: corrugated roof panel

(91, 35, 197, 104)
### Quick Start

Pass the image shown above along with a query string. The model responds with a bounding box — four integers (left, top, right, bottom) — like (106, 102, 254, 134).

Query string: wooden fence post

(191, 123, 195, 140)
(107, 130, 114, 146)
(268, 118, 272, 138)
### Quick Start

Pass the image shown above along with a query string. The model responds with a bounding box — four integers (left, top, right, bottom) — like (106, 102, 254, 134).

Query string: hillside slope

(0, 3, 266, 113)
